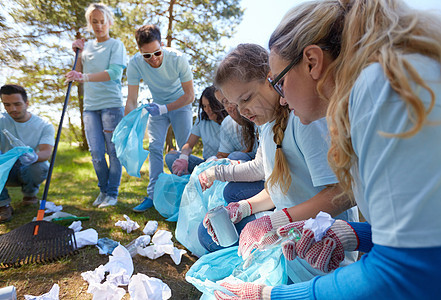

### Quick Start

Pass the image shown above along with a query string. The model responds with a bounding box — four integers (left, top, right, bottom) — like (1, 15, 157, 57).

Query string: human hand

(278, 220, 358, 272)
(72, 39, 85, 52)
(65, 70, 88, 83)
(198, 166, 216, 191)
(238, 210, 292, 259)
(214, 282, 271, 300)
(145, 103, 167, 116)
(172, 155, 189, 176)
(227, 200, 252, 223)
(19, 150, 38, 166)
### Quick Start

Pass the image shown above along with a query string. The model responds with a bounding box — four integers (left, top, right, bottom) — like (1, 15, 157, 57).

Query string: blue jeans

(198, 180, 265, 252)
(83, 107, 124, 197)
(227, 151, 256, 161)
(164, 151, 204, 175)
(147, 104, 192, 198)
(0, 160, 49, 207)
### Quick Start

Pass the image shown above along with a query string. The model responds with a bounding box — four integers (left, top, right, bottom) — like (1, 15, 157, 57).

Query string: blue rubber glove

(19, 150, 38, 166)
(145, 103, 168, 116)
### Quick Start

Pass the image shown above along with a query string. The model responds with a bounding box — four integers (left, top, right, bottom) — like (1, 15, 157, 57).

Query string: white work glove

(19, 150, 38, 166)
(65, 70, 89, 83)
(198, 166, 216, 191)
(172, 154, 189, 176)
(145, 103, 168, 116)
(72, 39, 85, 52)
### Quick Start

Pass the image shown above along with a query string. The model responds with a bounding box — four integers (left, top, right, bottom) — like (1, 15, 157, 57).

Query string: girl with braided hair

(215, 0, 441, 299)
(198, 43, 358, 283)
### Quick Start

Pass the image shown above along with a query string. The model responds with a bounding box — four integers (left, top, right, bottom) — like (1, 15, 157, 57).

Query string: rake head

(0, 220, 78, 268)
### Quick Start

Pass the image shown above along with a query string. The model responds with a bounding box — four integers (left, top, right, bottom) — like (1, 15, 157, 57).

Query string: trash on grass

(115, 214, 140, 233)
(68, 220, 82, 232)
(24, 283, 59, 300)
(128, 273, 171, 300)
(44, 201, 63, 214)
(142, 220, 158, 235)
(137, 230, 186, 265)
(74, 228, 98, 249)
(96, 237, 118, 255)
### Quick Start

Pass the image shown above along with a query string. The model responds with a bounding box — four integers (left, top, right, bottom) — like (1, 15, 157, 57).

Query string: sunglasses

(141, 49, 162, 60)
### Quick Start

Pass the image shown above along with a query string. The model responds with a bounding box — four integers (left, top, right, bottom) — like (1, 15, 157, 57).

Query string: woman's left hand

(65, 70, 85, 83)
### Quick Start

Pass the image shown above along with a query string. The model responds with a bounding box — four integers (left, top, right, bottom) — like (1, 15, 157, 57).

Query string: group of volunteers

(1, 0, 440, 299)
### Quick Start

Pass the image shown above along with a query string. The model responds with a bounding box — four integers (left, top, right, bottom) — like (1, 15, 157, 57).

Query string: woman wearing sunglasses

(199, 43, 358, 282)
(65, 3, 127, 209)
(125, 24, 195, 213)
(214, 0, 441, 299)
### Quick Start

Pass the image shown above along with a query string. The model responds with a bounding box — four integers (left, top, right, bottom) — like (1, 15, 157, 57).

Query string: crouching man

(0, 84, 55, 222)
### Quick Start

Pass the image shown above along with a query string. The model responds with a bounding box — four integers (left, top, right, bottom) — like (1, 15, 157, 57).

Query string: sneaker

(92, 192, 106, 207)
(98, 195, 118, 208)
(0, 205, 13, 223)
(132, 197, 153, 212)
(22, 196, 38, 205)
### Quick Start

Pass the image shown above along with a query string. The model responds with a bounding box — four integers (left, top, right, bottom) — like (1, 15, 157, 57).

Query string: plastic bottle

(2, 129, 26, 147)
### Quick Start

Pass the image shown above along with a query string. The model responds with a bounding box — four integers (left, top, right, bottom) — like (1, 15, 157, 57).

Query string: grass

(0, 142, 202, 299)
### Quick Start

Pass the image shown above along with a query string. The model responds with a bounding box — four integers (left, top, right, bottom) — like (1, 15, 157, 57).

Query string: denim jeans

(0, 160, 49, 207)
(83, 107, 124, 197)
(198, 180, 265, 252)
(227, 151, 256, 161)
(164, 151, 204, 175)
(147, 104, 192, 198)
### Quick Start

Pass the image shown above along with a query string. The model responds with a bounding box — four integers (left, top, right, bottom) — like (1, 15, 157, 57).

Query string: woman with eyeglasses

(197, 43, 359, 282)
(65, 3, 127, 208)
(213, 0, 441, 299)
(164, 86, 228, 176)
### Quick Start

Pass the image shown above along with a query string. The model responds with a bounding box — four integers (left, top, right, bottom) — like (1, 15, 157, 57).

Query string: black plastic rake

(0, 49, 80, 268)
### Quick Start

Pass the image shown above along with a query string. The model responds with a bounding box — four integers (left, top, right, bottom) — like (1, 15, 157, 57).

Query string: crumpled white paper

(128, 273, 171, 300)
(44, 201, 63, 214)
(69, 220, 82, 232)
(74, 228, 98, 248)
(143, 220, 158, 235)
(87, 282, 126, 300)
(135, 235, 151, 248)
(137, 230, 186, 265)
(81, 245, 134, 299)
(303, 211, 336, 242)
(115, 214, 140, 233)
(24, 283, 59, 300)
(33, 211, 75, 222)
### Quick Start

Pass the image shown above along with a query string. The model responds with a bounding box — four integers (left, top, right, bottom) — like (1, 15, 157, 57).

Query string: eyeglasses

(267, 59, 298, 98)
(268, 46, 330, 98)
(141, 49, 162, 60)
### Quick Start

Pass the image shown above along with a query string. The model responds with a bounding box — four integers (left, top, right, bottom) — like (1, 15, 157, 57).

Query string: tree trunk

(165, 125, 175, 153)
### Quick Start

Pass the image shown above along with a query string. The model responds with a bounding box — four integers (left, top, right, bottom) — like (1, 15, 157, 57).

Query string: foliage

(0, 0, 244, 148)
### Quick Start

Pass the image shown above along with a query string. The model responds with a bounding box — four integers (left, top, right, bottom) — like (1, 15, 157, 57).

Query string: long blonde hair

(270, 0, 441, 195)
(215, 44, 292, 194)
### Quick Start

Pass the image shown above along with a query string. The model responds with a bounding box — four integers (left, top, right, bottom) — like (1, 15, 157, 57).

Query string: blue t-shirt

(349, 54, 441, 248)
(0, 113, 55, 153)
(126, 47, 193, 104)
(260, 112, 358, 282)
(191, 118, 221, 159)
(270, 54, 441, 299)
(82, 38, 127, 111)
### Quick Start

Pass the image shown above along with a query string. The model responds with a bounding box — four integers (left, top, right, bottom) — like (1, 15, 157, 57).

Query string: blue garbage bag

(186, 245, 287, 299)
(153, 173, 190, 222)
(175, 159, 231, 257)
(0, 147, 33, 191)
(112, 105, 149, 178)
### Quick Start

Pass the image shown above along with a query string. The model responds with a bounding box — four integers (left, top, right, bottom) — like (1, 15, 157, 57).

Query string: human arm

(171, 134, 199, 176)
(164, 80, 195, 112)
(36, 144, 53, 162)
(199, 146, 264, 190)
(124, 85, 140, 115)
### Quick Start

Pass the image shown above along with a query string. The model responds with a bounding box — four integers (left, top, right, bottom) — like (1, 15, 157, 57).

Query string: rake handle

(35, 48, 80, 228)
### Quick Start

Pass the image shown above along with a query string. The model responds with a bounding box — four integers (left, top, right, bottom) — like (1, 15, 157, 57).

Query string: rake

(0, 48, 81, 268)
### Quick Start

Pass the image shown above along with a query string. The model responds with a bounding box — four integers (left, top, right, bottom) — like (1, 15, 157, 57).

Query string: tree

(2, 0, 244, 149)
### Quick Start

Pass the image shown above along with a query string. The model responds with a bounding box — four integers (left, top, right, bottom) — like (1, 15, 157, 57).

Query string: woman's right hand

(198, 167, 216, 191)
(72, 39, 85, 52)
(203, 200, 252, 245)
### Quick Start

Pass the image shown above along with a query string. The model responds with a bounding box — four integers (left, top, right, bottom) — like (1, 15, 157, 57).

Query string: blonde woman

(65, 3, 127, 208)
(214, 0, 441, 299)
(199, 43, 358, 284)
